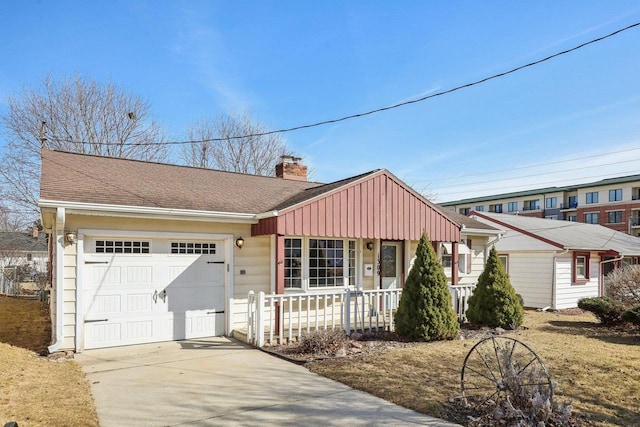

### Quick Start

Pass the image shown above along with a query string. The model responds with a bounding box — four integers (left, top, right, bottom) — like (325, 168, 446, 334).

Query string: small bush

(605, 264, 640, 307)
(622, 305, 640, 326)
(298, 328, 348, 355)
(466, 246, 524, 329)
(577, 296, 625, 326)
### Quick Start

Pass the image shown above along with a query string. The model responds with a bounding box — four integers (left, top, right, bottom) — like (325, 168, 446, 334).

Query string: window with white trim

(96, 240, 150, 254)
(286, 237, 357, 290)
(441, 243, 467, 275)
(586, 192, 598, 204)
(573, 252, 590, 284)
(498, 254, 509, 273)
(508, 201, 518, 212)
(284, 238, 302, 289)
(170, 242, 216, 254)
(309, 239, 345, 287)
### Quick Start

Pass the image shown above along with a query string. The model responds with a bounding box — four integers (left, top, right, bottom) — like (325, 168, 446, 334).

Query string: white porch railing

(448, 283, 475, 322)
(247, 283, 476, 347)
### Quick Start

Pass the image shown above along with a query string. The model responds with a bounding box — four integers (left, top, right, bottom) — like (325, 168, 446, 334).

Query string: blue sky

(1, 1, 639, 202)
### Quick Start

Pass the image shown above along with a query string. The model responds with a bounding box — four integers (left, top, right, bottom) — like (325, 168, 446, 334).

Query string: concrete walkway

(76, 337, 460, 426)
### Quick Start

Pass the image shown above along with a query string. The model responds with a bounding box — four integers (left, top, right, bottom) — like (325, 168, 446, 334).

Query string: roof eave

(461, 227, 504, 236)
(38, 199, 259, 224)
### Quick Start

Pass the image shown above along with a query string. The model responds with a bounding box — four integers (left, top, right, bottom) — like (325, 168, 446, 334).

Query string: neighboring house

(440, 174, 640, 236)
(438, 210, 503, 286)
(0, 230, 48, 274)
(470, 211, 640, 309)
(40, 149, 472, 352)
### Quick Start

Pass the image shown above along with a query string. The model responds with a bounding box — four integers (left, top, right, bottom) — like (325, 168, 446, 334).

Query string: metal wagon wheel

(461, 336, 553, 408)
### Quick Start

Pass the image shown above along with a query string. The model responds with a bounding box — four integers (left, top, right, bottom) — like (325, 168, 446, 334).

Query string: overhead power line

(417, 147, 640, 183)
(439, 169, 640, 198)
(431, 157, 640, 190)
(48, 21, 640, 147)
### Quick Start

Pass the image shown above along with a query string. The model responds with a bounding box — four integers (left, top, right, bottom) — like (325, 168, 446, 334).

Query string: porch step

(232, 329, 250, 344)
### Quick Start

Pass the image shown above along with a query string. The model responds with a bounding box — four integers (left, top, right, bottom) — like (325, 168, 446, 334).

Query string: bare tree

(181, 110, 289, 175)
(0, 74, 167, 219)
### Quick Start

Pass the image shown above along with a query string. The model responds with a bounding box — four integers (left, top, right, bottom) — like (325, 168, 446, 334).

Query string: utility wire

(47, 21, 640, 147)
(431, 157, 640, 190)
(418, 147, 640, 183)
(439, 169, 640, 199)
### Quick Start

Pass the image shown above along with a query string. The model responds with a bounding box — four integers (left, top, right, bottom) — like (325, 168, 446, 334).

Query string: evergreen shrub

(395, 233, 459, 341)
(466, 246, 524, 329)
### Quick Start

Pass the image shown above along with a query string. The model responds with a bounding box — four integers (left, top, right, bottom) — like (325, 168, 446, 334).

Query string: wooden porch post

(275, 234, 285, 334)
(452, 241, 459, 286)
(275, 234, 285, 294)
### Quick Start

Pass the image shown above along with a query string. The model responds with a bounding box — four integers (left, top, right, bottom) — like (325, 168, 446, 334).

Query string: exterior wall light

(65, 232, 77, 244)
(366, 241, 374, 251)
(235, 237, 245, 249)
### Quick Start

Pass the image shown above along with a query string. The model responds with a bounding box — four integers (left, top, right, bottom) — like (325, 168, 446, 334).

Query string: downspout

(551, 249, 570, 310)
(599, 255, 624, 297)
(48, 207, 65, 354)
(484, 233, 503, 262)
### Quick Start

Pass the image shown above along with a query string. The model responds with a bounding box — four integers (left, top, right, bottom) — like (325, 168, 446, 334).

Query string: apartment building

(440, 174, 640, 237)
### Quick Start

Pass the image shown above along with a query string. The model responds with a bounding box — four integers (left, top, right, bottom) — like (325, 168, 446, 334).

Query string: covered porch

(242, 284, 475, 347)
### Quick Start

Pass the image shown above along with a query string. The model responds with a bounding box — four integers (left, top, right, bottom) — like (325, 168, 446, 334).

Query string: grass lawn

(0, 296, 99, 427)
(308, 310, 640, 426)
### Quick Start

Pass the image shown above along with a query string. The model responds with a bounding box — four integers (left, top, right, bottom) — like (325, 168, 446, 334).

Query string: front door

(381, 242, 402, 290)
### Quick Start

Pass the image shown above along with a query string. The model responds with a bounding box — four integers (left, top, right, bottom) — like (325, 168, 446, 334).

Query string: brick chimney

(276, 155, 307, 181)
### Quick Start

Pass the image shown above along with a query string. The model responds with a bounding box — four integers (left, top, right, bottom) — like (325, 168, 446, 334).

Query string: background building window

(475, 205, 485, 212)
(508, 201, 518, 212)
(523, 199, 540, 211)
(607, 211, 623, 224)
(568, 215, 577, 222)
(586, 192, 598, 204)
(609, 189, 622, 202)
(489, 204, 503, 213)
(545, 197, 557, 208)
(585, 213, 599, 224)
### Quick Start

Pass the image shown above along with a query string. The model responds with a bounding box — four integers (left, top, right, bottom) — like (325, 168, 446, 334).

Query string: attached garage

(79, 231, 231, 350)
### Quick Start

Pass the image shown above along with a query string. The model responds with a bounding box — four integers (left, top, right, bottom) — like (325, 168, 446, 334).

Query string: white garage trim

(40, 199, 258, 224)
(75, 229, 234, 352)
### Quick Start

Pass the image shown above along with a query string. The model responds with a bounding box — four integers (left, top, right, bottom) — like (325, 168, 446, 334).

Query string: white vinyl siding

(555, 254, 599, 309)
(505, 252, 554, 309)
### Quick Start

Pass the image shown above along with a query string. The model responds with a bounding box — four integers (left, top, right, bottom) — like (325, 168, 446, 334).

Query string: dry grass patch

(0, 295, 51, 352)
(0, 296, 99, 427)
(308, 310, 640, 426)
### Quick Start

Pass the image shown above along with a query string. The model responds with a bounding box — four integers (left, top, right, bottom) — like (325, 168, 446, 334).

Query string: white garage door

(83, 237, 226, 349)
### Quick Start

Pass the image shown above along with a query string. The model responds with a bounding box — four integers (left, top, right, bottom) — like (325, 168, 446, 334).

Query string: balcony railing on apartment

(560, 202, 578, 210)
(521, 206, 541, 211)
(246, 284, 476, 347)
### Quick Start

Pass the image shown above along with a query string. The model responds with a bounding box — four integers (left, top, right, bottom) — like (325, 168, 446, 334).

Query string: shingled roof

(473, 211, 640, 256)
(0, 232, 47, 252)
(40, 150, 323, 214)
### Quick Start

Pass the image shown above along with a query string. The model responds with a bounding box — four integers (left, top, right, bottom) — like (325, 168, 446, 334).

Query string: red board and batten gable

(252, 169, 460, 242)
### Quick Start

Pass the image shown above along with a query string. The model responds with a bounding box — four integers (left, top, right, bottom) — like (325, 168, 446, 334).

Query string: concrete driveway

(76, 337, 460, 426)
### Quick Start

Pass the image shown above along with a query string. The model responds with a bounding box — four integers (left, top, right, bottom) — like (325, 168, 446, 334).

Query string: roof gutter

(39, 199, 258, 223)
(48, 207, 66, 354)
